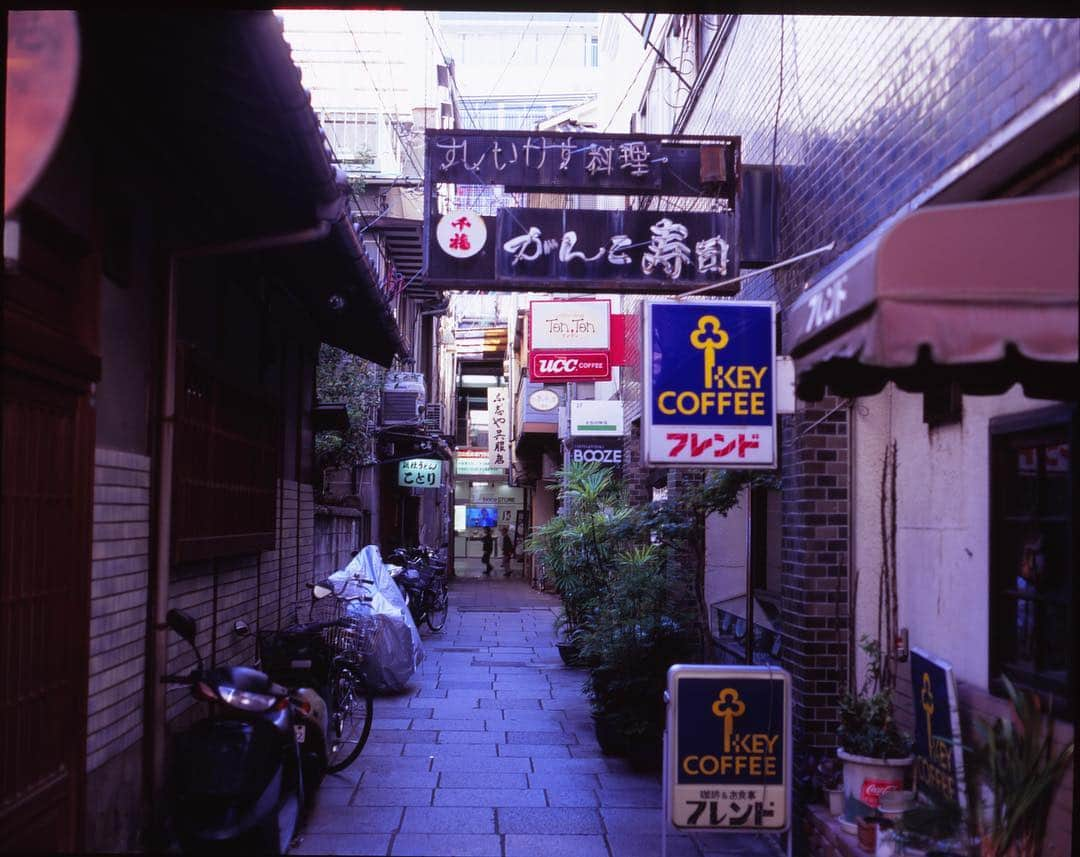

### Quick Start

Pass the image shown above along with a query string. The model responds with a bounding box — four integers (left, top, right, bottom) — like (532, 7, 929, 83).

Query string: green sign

(399, 458, 442, 488)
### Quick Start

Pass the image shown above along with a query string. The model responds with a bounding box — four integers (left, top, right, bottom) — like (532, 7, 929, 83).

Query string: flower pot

(837, 749, 913, 832)
(856, 815, 880, 853)
(556, 639, 580, 666)
(827, 786, 844, 817)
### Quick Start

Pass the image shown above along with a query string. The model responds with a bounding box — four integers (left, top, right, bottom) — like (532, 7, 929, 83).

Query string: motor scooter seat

(210, 665, 279, 696)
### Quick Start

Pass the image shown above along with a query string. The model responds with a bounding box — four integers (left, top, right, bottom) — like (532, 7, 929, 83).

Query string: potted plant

(968, 676, 1073, 857)
(813, 756, 845, 816)
(836, 636, 913, 831)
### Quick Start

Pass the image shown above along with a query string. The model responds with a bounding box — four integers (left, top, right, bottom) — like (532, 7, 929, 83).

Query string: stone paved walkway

(292, 566, 784, 857)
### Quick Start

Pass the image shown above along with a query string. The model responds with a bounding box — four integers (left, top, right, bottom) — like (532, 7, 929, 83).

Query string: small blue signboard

(665, 665, 790, 832)
(909, 647, 967, 809)
(644, 300, 776, 468)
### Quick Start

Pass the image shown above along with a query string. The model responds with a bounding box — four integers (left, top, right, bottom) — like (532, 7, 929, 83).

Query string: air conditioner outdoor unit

(422, 402, 443, 433)
(381, 371, 426, 426)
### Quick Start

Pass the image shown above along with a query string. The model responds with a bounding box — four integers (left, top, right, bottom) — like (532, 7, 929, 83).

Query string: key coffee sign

(666, 665, 791, 832)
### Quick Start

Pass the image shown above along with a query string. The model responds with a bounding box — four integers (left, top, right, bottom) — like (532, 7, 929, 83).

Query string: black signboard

(426, 129, 740, 203)
(568, 437, 624, 476)
(909, 648, 967, 808)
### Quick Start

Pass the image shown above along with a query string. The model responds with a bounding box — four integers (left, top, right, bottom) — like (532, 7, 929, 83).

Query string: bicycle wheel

(325, 663, 374, 774)
(425, 581, 449, 632)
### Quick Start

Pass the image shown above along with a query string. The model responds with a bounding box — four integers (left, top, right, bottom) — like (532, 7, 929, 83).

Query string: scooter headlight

(216, 685, 277, 712)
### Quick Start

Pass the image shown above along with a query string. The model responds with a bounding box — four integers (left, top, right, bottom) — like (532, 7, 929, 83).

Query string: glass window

(990, 407, 1074, 713)
(587, 35, 599, 67)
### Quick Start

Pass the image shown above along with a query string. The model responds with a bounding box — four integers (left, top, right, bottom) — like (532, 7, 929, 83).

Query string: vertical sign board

(666, 665, 791, 832)
(487, 387, 509, 472)
(909, 648, 968, 810)
(644, 301, 777, 468)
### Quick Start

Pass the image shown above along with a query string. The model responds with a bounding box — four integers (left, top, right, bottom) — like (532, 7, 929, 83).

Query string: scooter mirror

(312, 583, 333, 600)
(166, 608, 197, 645)
(233, 619, 250, 637)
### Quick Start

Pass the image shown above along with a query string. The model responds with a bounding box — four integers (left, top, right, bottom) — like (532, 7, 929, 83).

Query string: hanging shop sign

(494, 208, 738, 289)
(435, 208, 487, 258)
(665, 665, 791, 832)
(568, 437, 624, 476)
(527, 388, 559, 412)
(428, 129, 739, 201)
(644, 300, 777, 468)
(570, 400, 624, 436)
(398, 458, 442, 489)
(909, 648, 968, 810)
(487, 387, 509, 470)
(455, 448, 506, 478)
(530, 351, 611, 382)
(529, 299, 611, 350)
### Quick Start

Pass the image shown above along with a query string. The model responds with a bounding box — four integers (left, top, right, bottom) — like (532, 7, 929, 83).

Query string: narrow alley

(293, 569, 783, 857)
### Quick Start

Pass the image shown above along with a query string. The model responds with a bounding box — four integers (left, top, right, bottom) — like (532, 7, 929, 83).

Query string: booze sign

(530, 351, 611, 381)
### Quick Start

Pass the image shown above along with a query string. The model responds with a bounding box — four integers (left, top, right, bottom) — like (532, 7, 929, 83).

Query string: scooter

(160, 608, 327, 855)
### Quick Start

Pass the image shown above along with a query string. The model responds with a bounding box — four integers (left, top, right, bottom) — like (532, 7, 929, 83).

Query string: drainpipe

(146, 217, 335, 838)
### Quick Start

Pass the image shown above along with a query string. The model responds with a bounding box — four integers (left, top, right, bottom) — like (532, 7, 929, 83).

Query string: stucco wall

(852, 383, 1053, 689)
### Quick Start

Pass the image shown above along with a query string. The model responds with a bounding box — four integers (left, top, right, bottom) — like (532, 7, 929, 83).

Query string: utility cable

(518, 14, 576, 130)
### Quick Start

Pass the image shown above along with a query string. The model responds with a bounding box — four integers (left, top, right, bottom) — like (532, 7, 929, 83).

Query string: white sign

(436, 209, 487, 259)
(455, 448, 505, 477)
(487, 387, 509, 469)
(664, 665, 791, 835)
(398, 458, 442, 488)
(530, 299, 611, 350)
(528, 389, 559, 412)
(570, 400, 624, 436)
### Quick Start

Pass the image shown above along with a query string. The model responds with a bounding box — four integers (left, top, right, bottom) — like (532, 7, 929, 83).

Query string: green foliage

(314, 344, 385, 488)
(837, 636, 912, 758)
(969, 676, 1073, 856)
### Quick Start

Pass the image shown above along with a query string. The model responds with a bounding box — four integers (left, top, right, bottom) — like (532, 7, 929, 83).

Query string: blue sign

(643, 300, 776, 467)
(665, 665, 790, 831)
(910, 648, 967, 809)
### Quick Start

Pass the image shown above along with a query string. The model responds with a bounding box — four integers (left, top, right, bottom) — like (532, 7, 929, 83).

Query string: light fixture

(460, 374, 501, 386)
(327, 293, 347, 311)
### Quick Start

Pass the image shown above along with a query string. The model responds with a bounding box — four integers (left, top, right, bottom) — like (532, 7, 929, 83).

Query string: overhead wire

(518, 14, 576, 130)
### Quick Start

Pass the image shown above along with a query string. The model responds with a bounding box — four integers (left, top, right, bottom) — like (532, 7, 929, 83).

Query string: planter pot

(827, 787, 844, 817)
(837, 749, 913, 832)
(592, 715, 626, 756)
(556, 639, 580, 666)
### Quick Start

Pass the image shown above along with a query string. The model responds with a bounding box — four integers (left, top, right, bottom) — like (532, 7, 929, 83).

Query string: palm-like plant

(971, 677, 1073, 857)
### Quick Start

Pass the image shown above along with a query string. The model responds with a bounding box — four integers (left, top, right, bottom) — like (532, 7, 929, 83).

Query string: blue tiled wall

(678, 15, 1078, 320)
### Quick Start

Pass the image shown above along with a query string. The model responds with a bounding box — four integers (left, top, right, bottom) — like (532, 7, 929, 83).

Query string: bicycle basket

(325, 605, 379, 659)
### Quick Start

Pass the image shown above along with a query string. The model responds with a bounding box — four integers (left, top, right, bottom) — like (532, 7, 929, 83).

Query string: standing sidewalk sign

(644, 300, 777, 468)
(909, 648, 968, 810)
(663, 665, 791, 856)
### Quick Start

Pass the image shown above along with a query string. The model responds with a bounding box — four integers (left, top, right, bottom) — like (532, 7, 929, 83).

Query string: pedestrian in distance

(500, 526, 514, 577)
(481, 527, 494, 575)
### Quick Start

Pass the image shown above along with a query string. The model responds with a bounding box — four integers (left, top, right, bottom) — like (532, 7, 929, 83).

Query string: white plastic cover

(326, 545, 423, 693)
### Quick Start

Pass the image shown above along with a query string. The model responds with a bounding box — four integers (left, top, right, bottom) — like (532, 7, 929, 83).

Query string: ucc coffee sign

(666, 665, 790, 832)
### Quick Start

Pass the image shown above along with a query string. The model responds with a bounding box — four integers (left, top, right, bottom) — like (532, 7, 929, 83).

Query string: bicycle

(387, 548, 450, 632)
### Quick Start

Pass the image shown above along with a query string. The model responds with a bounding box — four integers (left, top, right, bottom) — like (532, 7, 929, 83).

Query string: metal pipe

(145, 217, 335, 824)
(744, 484, 754, 665)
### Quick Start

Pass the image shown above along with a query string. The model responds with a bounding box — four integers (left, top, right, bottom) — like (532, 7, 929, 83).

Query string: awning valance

(789, 193, 1079, 402)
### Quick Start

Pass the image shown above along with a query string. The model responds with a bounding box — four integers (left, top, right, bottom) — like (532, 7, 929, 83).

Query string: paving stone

(348, 756, 433, 773)
(399, 806, 496, 833)
(369, 730, 437, 743)
(402, 742, 498, 757)
(504, 834, 610, 857)
(531, 757, 611, 773)
(436, 679, 494, 689)
(597, 772, 661, 789)
(568, 746, 606, 758)
(358, 742, 405, 756)
(496, 743, 572, 758)
(430, 756, 533, 772)
(544, 788, 600, 807)
(607, 833, 701, 857)
(423, 718, 489, 731)
(290, 833, 392, 855)
(600, 807, 663, 834)
(389, 833, 502, 856)
(415, 688, 449, 698)
(478, 697, 543, 709)
(302, 805, 404, 834)
(433, 787, 547, 807)
(506, 730, 577, 744)
(437, 771, 529, 789)
(358, 769, 439, 788)
(438, 730, 506, 743)
(497, 806, 603, 834)
(526, 773, 601, 790)
(349, 787, 434, 807)
(595, 788, 662, 808)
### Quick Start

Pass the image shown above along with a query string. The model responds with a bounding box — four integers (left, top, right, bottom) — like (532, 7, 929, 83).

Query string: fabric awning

(788, 192, 1079, 402)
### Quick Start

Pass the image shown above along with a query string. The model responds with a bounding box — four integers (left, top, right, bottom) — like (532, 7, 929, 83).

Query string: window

(990, 405, 1075, 712)
(587, 35, 598, 67)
